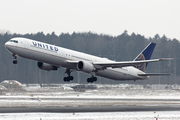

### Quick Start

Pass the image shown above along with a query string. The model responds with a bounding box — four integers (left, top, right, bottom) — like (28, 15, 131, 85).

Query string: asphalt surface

(0, 97, 180, 113)
(0, 105, 180, 113)
(1, 97, 180, 101)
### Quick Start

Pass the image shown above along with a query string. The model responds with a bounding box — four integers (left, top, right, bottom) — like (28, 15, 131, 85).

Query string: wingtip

(159, 58, 174, 61)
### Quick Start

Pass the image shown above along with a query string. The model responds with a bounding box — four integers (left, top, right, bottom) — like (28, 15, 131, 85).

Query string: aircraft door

(24, 41, 29, 48)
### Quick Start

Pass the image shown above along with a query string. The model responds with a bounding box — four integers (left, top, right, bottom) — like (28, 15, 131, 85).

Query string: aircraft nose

(5, 41, 10, 50)
(5, 42, 8, 47)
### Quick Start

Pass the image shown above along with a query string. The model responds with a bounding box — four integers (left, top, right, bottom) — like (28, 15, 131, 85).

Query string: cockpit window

(9, 40, 18, 43)
(14, 40, 18, 43)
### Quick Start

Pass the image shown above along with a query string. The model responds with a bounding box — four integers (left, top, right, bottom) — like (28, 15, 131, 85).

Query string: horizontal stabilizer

(138, 73, 172, 76)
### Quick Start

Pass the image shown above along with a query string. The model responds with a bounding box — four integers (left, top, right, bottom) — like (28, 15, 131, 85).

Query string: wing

(93, 58, 172, 69)
(67, 58, 172, 70)
(138, 73, 172, 76)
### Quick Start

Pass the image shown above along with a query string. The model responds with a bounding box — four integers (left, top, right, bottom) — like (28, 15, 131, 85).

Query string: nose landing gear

(13, 54, 18, 64)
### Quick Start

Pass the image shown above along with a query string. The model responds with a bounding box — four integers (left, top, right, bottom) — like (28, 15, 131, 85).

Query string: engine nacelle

(37, 62, 58, 71)
(77, 61, 95, 73)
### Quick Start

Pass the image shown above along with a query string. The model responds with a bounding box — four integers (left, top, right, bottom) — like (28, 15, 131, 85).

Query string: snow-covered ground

(0, 83, 180, 119)
(1, 88, 180, 107)
(0, 111, 180, 120)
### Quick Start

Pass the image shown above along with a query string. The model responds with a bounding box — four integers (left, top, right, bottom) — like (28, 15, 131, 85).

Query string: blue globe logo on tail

(134, 53, 146, 72)
(134, 42, 156, 72)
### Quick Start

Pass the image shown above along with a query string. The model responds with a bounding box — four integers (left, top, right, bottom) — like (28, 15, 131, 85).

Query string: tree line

(0, 30, 179, 84)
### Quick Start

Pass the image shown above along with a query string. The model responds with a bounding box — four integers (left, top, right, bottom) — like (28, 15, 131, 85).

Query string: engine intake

(37, 62, 58, 71)
(77, 61, 94, 73)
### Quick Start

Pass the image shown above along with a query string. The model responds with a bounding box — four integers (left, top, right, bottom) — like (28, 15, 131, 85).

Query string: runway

(1, 105, 180, 113)
(0, 97, 180, 113)
(0, 86, 180, 119)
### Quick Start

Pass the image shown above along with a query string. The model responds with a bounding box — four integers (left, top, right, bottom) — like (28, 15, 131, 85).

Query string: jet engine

(77, 61, 95, 73)
(37, 62, 58, 71)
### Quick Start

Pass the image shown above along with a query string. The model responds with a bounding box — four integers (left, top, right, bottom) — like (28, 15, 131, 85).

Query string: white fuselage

(5, 37, 148, 81)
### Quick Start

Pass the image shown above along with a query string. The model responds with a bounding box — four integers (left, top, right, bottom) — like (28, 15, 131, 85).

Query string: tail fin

(133, 42, 156, 72)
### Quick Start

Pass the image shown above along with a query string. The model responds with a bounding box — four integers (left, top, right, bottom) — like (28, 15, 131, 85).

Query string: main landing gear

(87, 76, 97, 83)
(13, 54, 18, 64)
(64, 69, 74, 82)
(63, 69, 98, 83)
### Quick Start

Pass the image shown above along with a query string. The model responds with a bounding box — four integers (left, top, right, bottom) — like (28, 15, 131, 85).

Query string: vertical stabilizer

(133, 42, 156, 72)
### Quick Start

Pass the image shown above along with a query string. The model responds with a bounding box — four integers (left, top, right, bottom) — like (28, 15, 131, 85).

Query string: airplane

(5, 37, 172, 83)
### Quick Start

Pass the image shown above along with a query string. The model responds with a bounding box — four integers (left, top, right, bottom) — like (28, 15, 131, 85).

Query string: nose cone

(5, 39, 18, 54)
(5, 41, 13, 53)
(5, 42, 10, 50)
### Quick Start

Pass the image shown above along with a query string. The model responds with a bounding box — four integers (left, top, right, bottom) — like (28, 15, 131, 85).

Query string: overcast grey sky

(1, 0, 180, 39)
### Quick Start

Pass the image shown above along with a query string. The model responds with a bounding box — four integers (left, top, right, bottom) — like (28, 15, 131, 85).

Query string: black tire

(70, 76, 74, 80)
(87, 78, 90, 83)
(64, 77, 68, 82)
(93, 77, 97, 81)
(87, 78, 93, 83)
(63, 77, 67, 81)
(13, 60, 18, 64)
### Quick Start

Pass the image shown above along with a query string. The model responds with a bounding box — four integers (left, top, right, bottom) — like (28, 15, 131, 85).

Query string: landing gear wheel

(12, 54, 18, 64)
(87, 77, 97, 83)
(64, 76, 74, 82)
(13, 60, 18, 64)
(94, 77, 97, 81)
(64, 77, 69, 82)
(64, 69, 74, 82)
(69, 76, 74, 80)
